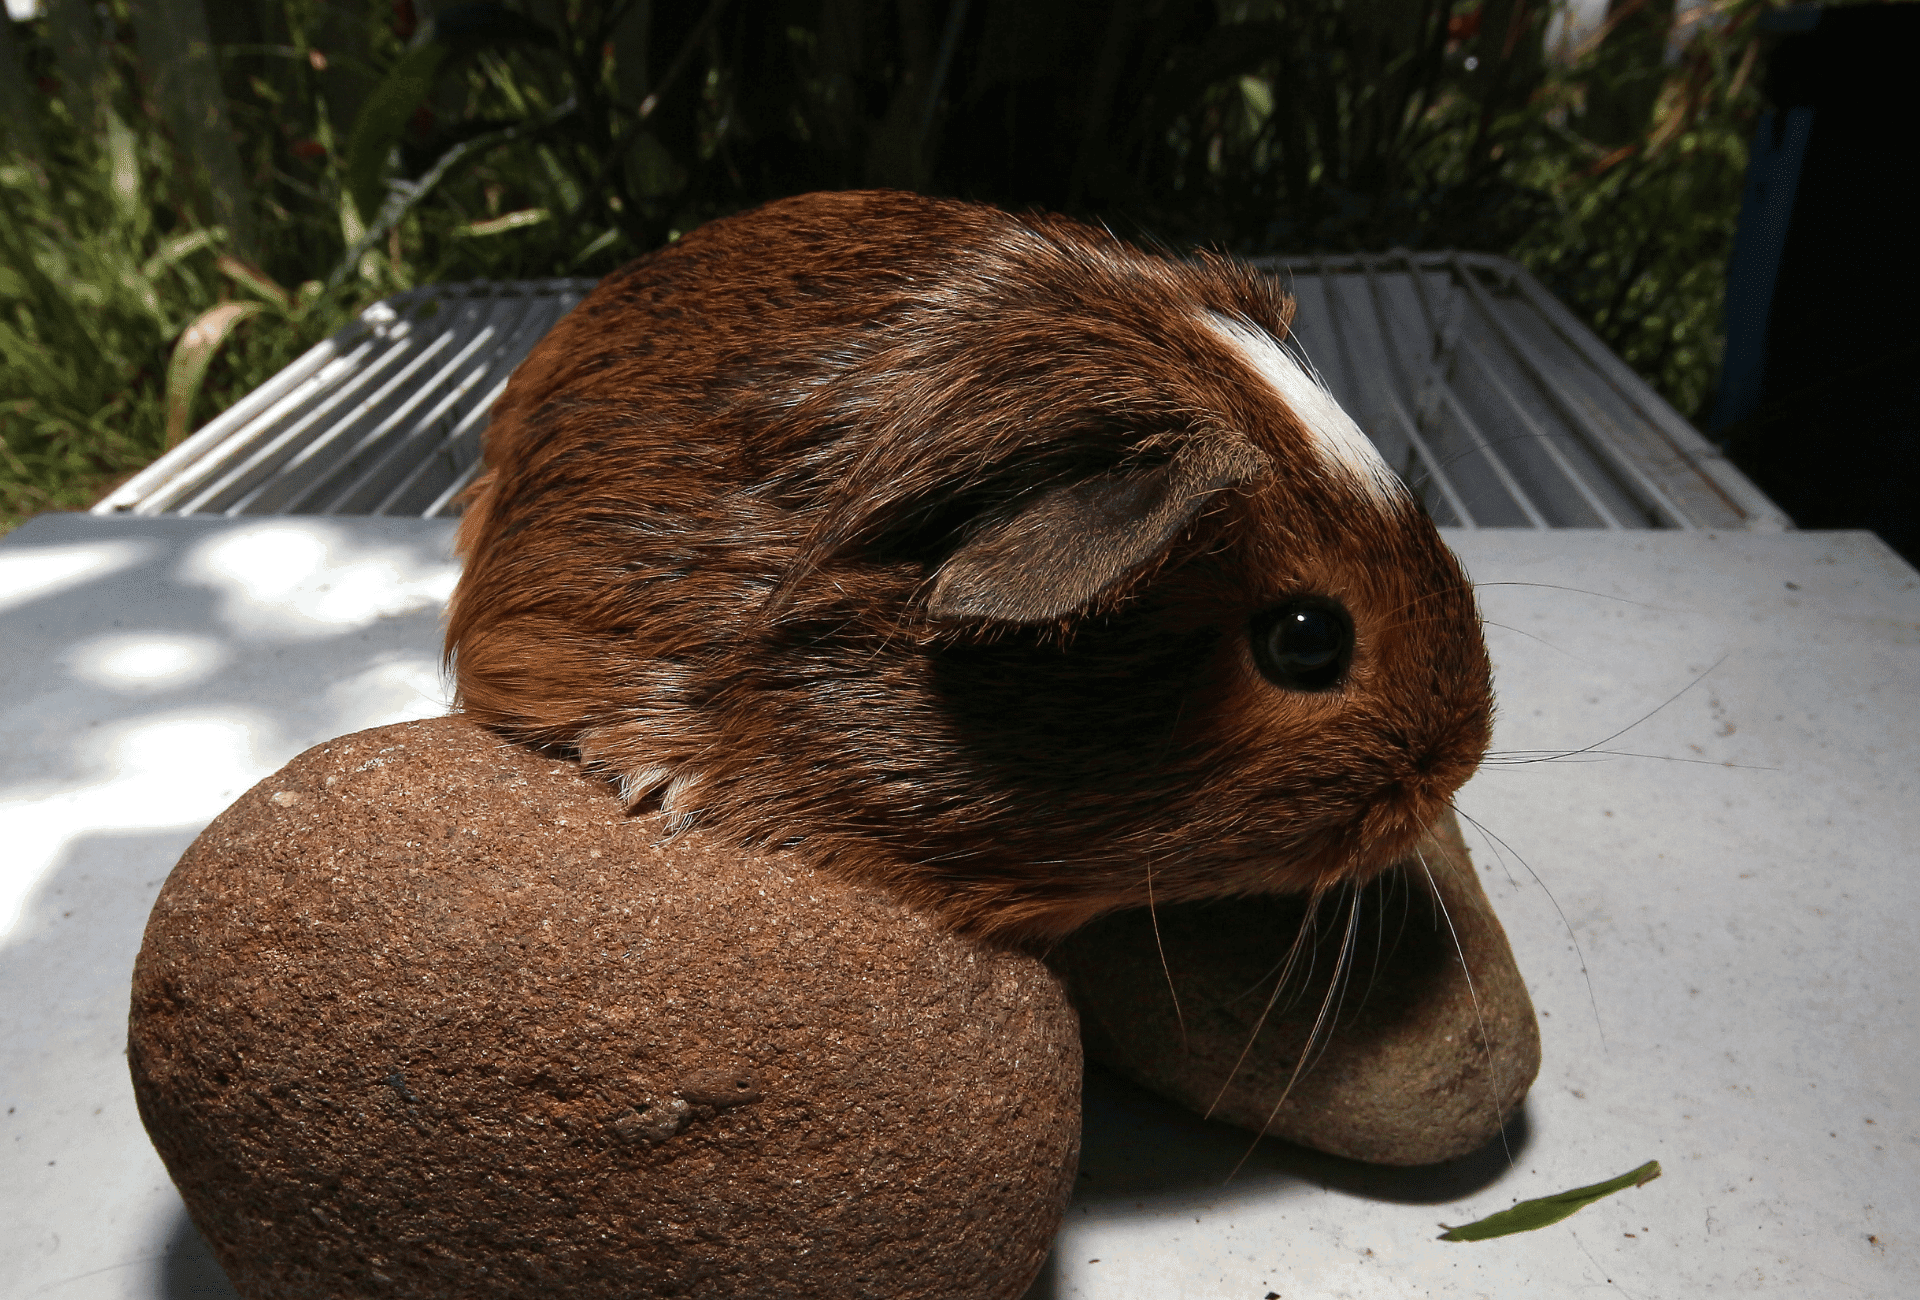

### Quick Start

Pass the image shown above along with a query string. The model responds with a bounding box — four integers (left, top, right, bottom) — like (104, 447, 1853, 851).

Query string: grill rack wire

(95, 254, 1786, 532)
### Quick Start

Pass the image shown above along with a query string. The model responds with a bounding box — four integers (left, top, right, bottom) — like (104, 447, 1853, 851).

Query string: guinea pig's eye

(1250, 598, 1354, 692)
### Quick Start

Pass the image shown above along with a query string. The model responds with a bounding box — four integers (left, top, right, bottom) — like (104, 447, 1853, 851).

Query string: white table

(3, 514, 1914, 1299)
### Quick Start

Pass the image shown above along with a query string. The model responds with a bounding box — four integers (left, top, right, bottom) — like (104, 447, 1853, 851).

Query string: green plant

(0, 107, 363, 528)
(0, 0, 574, 532)
(1512, 0, 1771, 424)
(0, 0, 1784, 532)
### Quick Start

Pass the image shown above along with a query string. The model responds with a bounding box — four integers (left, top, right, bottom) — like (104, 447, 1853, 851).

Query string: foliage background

(0, 0, 1782, 531)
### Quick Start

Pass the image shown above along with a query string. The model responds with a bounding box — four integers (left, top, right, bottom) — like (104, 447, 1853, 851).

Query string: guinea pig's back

(450, 193, 981, 750)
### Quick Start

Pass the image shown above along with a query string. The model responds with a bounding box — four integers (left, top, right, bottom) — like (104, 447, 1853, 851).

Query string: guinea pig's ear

(925, 432, 1272, 624)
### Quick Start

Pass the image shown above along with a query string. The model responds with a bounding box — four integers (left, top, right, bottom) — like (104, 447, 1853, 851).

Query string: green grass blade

(164, 302, 264, 448)
(345, 43, 448, 224)
(454, 208, 551, 238)
(139, 228, 223, 282)
(1438, 1160, 1662, 1243)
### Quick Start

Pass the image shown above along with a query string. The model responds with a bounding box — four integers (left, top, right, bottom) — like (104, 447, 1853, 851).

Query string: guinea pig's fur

(446, 190, 1493, 943)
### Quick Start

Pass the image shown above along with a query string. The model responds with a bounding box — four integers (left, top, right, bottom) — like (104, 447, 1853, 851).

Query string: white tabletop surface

(2, 513, 1915, 1300)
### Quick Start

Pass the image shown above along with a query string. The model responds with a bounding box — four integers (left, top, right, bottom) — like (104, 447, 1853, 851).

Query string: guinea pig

(445, 190, 1493, 944)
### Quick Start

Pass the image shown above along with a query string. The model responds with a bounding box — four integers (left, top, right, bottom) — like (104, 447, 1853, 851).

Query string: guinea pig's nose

(1393, 736, 1483, 821)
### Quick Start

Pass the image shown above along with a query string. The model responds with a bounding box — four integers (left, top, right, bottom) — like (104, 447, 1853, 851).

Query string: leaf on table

(1437, 1160, 1662, 1243)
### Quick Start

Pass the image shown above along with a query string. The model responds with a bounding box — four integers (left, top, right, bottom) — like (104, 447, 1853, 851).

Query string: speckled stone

(1051, 812, 1540, 1166)
(129, 717, 1081, 1299)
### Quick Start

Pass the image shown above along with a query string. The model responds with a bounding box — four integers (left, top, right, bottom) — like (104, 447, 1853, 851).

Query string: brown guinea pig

(446, 190, 1493, 943)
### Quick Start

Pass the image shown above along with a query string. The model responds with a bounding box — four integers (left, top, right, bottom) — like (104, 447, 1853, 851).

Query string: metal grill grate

(94, 255, 1788, 530)
(1257, 252, 1785, 530)
(95, 279, 596, 520)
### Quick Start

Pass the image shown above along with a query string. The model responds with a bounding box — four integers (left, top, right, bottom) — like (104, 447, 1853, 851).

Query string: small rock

(612, 1099, 690, 1144)
(130, 717, 1080, 1299)
(680, 1069, 764, 1108)
(1051, 812, 1540, 1166)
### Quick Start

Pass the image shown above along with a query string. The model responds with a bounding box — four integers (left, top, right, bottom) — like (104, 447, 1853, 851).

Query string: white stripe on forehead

(1201, 313, 1406, 506)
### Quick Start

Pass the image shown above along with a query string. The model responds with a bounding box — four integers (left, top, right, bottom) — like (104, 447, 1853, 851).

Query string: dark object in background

(1712, 4, 1920, 565)
(1581, 0, 1680, 148)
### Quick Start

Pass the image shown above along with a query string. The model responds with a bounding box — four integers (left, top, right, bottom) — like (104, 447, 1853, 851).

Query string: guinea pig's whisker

(1222, 883, 1363, 1185)
(1471, 580, 1667, 610)
(1210, 915, 1319, 1014)
(1477, 619, 1574, 656)
(1482, 747, 1773, 771)
(1374, 586, 1478, 628)
(1279, 894, 1333, 1014)
(1489, 656, 1728, 771)
(1369, 610, 1473, 641)
(1482, 748, 1620, 760)
(1465, 581, 1668, 667)
(1358, 866, 1405, 1011)
(1298, 882, 1363, 1079)
(1144, 856, 1189, 1056)
(1481, 655, 1774, 771)
(1451, 801, 1607, 1050)
(1412, 843, 1514, 1169)
(1202, 889, 1327, 1121)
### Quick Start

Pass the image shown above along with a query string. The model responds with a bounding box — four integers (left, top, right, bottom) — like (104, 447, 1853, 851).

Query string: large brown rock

(1052, 813, 1539, 1166)
(129, 717, 1081, 1299)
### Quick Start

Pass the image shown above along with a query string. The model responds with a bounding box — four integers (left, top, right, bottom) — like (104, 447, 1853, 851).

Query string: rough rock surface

(129, 717, 1081, 1299)
(1052, 812, 1540, 1166)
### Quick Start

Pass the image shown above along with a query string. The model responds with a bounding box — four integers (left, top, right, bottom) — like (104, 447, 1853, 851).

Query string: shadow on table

(1019, 1248, 1065, 1300)
(158, 1210, 240, 1299)
(1069, 1061, 1531, 1210)
(1018, 1064, 1528, 1297)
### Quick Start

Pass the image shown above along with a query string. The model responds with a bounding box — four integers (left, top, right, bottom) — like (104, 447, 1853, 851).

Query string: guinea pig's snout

(1360, 714, 1489, 836)
(1409, 734, 1474, 782)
